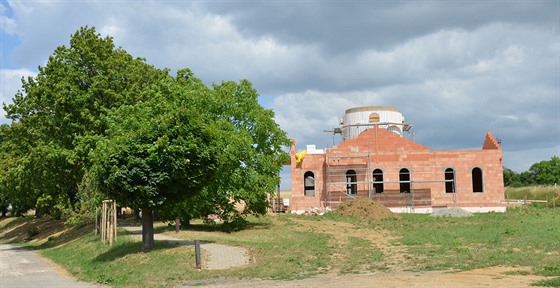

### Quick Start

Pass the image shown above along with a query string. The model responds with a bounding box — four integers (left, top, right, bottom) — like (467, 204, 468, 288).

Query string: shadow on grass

(119, 218, 271, 235)
(92, 239, 182, 262)
(0, 216, 91, 250)
(180, 221, 272, 233)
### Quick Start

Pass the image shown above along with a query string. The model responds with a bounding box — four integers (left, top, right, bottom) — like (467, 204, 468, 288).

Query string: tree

(3, 26, 167, 216)
(503, 167, 522, 187)
(93, 69, 289, 249)
(157, 73, 290, 226)
(92, 71, 220, 250)
(0, 123, 37, 216)
(529, 156, 560, 185)
(203, 79, 290, 219)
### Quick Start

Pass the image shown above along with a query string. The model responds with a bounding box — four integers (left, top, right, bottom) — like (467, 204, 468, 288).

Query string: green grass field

(1, 186, 559, 287)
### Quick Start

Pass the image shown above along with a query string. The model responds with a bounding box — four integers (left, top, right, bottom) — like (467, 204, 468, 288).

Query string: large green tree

(92, 70, 220, 250)
(3, 26, 167, 216)
(157, 72, 290, 227)
(92, 69, 289, 250)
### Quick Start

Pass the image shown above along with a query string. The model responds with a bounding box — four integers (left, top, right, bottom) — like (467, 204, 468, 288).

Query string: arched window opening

(372, 169, 384, 193)
(472, 167, 484, 193)
(445, 168, 455, 193)
(346, 170, 358, 195)
(399, 168, 411, 193)
(388, 125, 402, 136)
(304, 171, 315, 197)
(369, 112, 380, 123)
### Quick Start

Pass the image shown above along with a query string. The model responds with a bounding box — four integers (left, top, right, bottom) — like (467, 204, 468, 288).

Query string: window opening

(369, 113, 380, 123)
(472, 167, 484, 193)
(372, 169, 384, 193)
(346, 170, 358, 195)
(399, 168, 410, 193)
(445, 168, 455, 193)
(304, 171, 315, 197)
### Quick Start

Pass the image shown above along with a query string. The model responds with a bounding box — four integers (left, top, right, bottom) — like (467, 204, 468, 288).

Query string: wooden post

(113, 200, 118, 242)
(95, 207, 99, 235)
(101, 201, 107, 244)
(194, 240, 202, 270)
(175, 217, 180, 234)
(100, 200, 118, 246)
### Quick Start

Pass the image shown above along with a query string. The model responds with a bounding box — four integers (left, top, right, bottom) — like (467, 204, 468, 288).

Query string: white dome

(342, 106, 405, 140)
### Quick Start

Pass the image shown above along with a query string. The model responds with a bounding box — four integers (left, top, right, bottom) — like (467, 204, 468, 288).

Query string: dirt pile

(335, 198, 396, 220)
(431, 207, 473, 217)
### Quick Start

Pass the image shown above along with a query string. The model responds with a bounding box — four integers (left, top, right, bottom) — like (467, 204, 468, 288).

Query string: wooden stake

(95, 207, 99, 235)
(101, 202, 107, 244)
(113, 201, 118, 242)
(195, 240, 202, 269)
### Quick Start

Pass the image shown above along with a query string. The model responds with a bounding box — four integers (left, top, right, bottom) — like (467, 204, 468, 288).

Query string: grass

(40, 232, 197, 287)
(1, 195, 559, 287)
(505, 185, 560, 208)
(160, 215, 337, 280)
(379, 206, 560, 277)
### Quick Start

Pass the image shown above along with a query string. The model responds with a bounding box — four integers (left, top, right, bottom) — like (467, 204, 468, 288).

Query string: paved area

(0, 243, 101, 288)
(121, 226, 251, 270)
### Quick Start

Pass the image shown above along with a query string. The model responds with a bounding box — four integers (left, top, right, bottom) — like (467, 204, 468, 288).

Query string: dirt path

(180, 218, 550, 288)
(289, 218, 408, 271)
(178, 219, 545, 288)
(181, 266, 547, 287)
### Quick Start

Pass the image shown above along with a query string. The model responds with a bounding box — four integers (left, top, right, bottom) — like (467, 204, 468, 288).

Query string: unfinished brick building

(289, 106, 505, 214)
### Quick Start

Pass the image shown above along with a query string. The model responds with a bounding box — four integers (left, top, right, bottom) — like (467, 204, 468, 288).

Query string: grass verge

(1, 203, 559, 287)
(379, 206, 560, 279)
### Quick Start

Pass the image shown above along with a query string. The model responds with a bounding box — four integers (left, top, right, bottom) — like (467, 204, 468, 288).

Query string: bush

(26, 227, 39, 239)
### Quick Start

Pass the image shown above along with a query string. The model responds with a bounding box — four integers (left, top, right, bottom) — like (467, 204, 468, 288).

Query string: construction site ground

(181, 216, 548, 287)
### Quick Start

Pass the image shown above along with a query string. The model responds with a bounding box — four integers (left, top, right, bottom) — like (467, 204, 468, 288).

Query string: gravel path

(121, 226, 251, 270)
(0, 243, 102, 288)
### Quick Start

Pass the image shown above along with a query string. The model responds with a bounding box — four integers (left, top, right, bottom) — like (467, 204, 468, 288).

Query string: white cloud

(0, 3, 17, 35)
(1, 1, 558, 184)
(0, 68, 36, 123)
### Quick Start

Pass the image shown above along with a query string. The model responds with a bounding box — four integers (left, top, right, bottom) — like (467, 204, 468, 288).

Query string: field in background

(505, 185, 560, 208)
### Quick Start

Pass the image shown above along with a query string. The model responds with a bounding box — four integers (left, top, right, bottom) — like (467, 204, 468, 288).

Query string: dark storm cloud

(205, 1, 557, 55)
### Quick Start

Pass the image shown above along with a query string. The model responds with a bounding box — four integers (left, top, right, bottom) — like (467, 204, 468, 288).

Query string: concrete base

(291, 206, 507, 215)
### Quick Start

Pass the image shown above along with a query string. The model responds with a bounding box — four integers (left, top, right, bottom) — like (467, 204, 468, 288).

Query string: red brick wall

(290, 128, 505, 213)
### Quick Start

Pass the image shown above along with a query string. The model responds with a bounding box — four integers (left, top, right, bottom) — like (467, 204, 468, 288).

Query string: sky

(1, 0, 559, 190)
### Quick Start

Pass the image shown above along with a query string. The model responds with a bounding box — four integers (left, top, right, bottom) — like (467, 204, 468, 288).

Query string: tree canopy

(2, 26, 167, 217)
(1, 26, 289, 250)
(503, 156, 560, 187)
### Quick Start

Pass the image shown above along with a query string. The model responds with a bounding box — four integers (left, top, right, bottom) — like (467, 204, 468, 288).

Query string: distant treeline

(504, 156, 559, 187)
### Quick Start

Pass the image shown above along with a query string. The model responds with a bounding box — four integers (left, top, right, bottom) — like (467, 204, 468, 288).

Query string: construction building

(289, 106, 505, 214)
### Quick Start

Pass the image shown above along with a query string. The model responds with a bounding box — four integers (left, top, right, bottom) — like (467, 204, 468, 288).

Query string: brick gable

(482, 131, 501, 150)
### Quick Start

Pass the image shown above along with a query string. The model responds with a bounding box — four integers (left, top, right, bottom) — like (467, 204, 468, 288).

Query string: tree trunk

(141, 207, 155, 251)
(181, 216, 191, 229)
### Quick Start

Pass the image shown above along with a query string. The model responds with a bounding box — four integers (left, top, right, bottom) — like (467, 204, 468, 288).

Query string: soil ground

(1, 209, 552, 288)
(181, 200, 550, 288)
(181, 266, 546, 287)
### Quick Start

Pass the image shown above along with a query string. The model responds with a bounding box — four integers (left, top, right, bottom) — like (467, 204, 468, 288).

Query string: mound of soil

(335, 198, 396, 220)
(431, 207, 473, 217)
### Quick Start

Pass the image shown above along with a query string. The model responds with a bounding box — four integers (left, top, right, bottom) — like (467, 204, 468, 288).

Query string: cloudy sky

(1, 0, 559, 189)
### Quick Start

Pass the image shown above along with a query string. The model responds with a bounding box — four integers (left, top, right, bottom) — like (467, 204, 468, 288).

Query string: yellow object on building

(295, 150, 307, 165)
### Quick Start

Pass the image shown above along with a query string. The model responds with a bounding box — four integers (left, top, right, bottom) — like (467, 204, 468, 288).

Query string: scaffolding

(325, 155, 456, 212)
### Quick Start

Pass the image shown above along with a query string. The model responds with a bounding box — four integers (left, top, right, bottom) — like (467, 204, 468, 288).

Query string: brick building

(289, 106, 506, 214)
